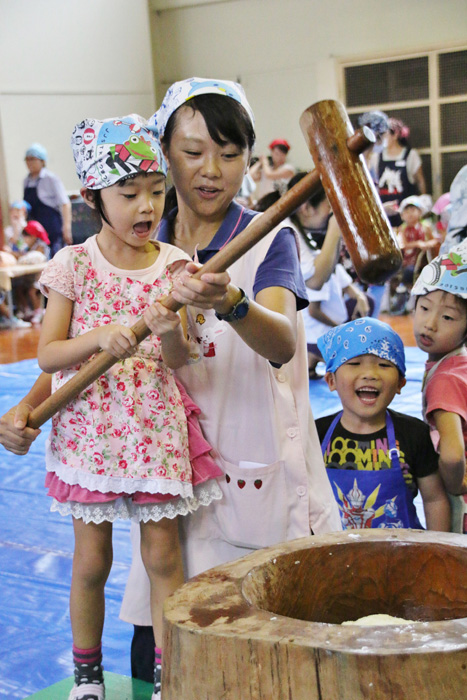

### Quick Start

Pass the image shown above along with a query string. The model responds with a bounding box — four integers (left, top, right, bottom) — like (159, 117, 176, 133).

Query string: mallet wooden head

(299, 99, 402, 285)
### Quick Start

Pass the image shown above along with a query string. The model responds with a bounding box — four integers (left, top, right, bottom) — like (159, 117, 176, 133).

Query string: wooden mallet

(28, 99, 402, 429)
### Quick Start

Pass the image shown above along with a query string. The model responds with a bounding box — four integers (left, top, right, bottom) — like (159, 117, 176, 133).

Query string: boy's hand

(144, 302, 182, 337)
(97, 324, 138, 358)
(0, 404, 41, 455)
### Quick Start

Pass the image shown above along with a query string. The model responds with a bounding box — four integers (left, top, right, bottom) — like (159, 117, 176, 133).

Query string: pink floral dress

(39, 236, 222, 524)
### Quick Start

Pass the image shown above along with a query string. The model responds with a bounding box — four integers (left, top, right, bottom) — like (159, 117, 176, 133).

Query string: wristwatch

(215, 288, 250, 322)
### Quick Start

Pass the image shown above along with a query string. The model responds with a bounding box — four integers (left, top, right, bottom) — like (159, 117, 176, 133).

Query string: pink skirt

(46, 378, 222, 505)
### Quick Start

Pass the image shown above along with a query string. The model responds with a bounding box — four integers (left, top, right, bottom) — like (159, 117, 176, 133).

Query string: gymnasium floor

(0, 316, 425, 698)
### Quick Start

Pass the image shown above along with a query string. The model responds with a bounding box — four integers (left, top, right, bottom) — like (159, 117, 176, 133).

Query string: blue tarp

(0, 350, 427, 696)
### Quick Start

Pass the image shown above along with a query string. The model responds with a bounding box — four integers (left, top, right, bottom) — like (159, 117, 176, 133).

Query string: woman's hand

(97, 324, 138, 358)
(0, 404, 41, 455)
(170, 262, 231, 310)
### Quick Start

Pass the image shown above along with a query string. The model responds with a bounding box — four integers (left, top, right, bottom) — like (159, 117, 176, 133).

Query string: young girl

(412, 240, 467, 534)
(37, 115, 222, 700)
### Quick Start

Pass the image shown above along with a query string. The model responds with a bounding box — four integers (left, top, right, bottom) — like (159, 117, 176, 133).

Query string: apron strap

(321, 410, 400, 470)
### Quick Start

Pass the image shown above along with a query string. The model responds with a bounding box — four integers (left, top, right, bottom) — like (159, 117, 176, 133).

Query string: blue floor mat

(0, 350, 427, 696)
(0, 360, 133, 698)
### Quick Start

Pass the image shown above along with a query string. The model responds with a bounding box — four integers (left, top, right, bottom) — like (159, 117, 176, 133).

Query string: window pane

(420, 154, 433, 195)
(345, 57, 429, 107)
(442, 152, 467, 193)
(439, 50, 467, 97)
(440, 102, 467, 146)
(385, 107, 431, 149)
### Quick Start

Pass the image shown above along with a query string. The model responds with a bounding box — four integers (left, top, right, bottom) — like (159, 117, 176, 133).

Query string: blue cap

(25, 143, 48, 161)
(10, 199, 31, 211)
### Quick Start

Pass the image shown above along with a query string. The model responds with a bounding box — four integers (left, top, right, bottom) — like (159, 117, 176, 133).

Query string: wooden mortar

(163, 529, 467, 699)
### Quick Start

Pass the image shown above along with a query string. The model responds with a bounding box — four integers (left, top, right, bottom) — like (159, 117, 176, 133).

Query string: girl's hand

(170, 262, 231, 310)
(144, 301, 182, 337)
(97, 324, 138, 358)
(0, 404, 40, 455)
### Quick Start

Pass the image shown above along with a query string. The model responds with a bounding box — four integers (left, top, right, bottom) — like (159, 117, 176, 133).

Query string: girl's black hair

(86, 172, 160, 227)
(88, 188, 111, 226)
(161, 94, 256, 217)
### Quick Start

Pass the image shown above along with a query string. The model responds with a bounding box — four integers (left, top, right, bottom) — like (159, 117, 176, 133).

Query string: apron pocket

(214, 456, 288, 549)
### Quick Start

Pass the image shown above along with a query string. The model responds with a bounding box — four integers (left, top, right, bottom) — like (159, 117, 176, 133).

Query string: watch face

(234, 301, 249, 319)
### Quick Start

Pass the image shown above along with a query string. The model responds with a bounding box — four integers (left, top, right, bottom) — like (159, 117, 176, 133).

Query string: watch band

(215, 288, 250, 322)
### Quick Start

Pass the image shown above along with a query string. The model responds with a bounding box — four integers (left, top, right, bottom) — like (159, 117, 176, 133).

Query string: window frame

(340, 45, 467, 200)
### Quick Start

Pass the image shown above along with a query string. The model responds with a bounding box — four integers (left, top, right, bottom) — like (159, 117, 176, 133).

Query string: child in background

(389, 195, 437, 315)
(315, 317, 450, 531)
(3, 200, 30, 253)
(398, 196, 437, 273)
(12, 220, 50, 324)
(412, 241, 467, 533)
(36, 115, 222, 700)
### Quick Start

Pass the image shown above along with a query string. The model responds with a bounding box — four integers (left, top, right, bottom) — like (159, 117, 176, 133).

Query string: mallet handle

(28, 133, 372, 429)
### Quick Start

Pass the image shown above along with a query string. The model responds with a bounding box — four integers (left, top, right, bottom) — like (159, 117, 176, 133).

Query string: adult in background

(250, 138, 296, 201)
(24, 143, 72, 256)
(372, 117, 426, 227)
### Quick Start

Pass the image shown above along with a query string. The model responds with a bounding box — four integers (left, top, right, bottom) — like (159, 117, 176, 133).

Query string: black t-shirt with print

(316, 409, 438, 496)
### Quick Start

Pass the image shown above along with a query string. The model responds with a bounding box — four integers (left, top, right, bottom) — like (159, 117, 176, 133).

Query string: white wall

(1, 0, 466, 217)
(0, 0, 156, 215)
(149, 0, 467, 172)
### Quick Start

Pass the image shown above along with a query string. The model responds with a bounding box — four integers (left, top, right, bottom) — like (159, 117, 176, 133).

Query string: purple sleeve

(252, 227, 308, 311)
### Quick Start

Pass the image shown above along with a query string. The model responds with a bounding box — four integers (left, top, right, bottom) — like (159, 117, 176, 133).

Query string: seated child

(411, 241, 467, 533)
(397, 195, 437, 283)
(12, 220, 50, 323)
(0, 249, 32, 329)
(315, 317, 450, 531)
(388, 196, 437, 315)
(3, 200, 30, 253)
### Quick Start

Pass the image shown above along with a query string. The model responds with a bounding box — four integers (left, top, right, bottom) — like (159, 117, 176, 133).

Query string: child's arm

(38, 289, 138, 373)
(308, 300, 336, 327)
(432, 409, 467, 495)
(343, 283, 371, 319)
(144, 302, 190, 370)
(418, 472, 451, 531)
(305, 216, 341, 291)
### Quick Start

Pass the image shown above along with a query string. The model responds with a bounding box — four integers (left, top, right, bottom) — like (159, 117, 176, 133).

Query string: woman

(250, 137, 295, 201)
(372, 117, 426, 226)
(0, 78, 341, 691)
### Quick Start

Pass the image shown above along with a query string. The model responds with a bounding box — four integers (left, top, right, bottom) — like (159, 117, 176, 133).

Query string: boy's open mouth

(355, 387, 380, 403)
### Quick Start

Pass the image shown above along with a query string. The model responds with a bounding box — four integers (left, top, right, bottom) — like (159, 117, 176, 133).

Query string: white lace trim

(51, 480, 222, 524)
(46, 440, 194, 498)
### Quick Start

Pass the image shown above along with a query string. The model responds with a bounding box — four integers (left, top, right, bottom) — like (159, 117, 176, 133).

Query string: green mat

(25, 671, 153, 699)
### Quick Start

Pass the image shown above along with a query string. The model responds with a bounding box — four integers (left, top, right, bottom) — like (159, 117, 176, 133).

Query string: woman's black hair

(162, 93, 255, 153)
(161, 94, 256, 217)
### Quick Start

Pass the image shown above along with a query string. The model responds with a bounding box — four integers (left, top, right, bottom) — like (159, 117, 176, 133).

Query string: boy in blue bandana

(315, 317, 450, 531)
